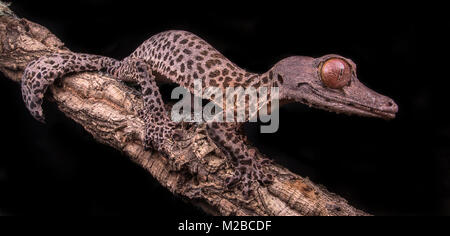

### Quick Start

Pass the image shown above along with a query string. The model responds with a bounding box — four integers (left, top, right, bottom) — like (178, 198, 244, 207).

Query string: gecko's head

(272, 54, 398, 119)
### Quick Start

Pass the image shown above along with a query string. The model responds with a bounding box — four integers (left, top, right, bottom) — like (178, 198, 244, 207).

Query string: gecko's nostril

(383, 100, 398, 113)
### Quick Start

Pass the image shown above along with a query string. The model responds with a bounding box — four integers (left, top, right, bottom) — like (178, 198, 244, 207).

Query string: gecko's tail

(21, 52, 118, 123)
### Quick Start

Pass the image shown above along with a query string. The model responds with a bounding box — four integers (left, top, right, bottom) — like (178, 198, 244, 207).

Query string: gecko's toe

(225, 154, 274, 198)
(172, 127, 194, 148)
(142, 132, 155, 150)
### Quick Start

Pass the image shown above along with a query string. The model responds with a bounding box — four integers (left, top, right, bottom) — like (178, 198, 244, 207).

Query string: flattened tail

(20, 52, 118, 123)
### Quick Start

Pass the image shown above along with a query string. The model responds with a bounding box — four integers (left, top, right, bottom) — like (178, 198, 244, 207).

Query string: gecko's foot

(142, 128, 193, 153)
(172, 127, 191, 142)
(172, 128, 193, 151)
(161, 130, 196, 171)
(225, 150, 274, 198)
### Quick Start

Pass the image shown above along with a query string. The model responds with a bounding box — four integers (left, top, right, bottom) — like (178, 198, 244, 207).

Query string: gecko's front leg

(207, 122, 273, 198)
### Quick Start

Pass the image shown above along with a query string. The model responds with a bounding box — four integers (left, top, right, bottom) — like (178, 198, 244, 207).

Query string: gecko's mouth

(314, 89, 397, 120)
(289, 84, 398, 120)
(333, 99, 397, 120)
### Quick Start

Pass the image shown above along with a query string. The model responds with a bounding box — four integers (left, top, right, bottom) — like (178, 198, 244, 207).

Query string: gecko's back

(127, 30, 268, 92)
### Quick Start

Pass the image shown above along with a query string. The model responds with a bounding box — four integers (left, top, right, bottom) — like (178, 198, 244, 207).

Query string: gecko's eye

(320, 58, 352, 89)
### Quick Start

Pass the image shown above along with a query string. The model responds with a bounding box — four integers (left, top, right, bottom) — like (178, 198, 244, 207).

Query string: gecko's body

(21, 30, 398, 197)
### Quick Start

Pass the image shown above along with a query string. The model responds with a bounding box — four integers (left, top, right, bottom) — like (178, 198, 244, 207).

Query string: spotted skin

(22, 53, 117, 122)
(21, 30, 278, 198)
(207, 122, 273, 196)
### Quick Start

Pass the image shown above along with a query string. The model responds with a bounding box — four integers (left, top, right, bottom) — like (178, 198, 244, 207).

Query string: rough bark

(0, 4, 370, 216)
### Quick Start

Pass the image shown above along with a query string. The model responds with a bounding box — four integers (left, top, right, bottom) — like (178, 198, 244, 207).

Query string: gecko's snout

(380, 99, 398, 115)
(375, 97, 398, 120)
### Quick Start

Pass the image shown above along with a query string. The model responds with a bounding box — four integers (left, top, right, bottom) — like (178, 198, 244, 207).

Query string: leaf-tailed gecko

(21, 30, 398, 197)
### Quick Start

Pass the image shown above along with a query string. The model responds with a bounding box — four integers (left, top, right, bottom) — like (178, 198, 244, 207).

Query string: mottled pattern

(21, 53, 117, 122)
(127, 30, 274, 92)
(207, 122, 272, 197)
(21, 30, 277, 197)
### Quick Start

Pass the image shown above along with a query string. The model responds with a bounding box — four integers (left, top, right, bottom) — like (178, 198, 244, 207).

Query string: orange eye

(320, 58, 352, 89)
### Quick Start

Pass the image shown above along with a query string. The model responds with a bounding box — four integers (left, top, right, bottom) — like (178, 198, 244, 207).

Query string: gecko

(20, 30, 398, 197)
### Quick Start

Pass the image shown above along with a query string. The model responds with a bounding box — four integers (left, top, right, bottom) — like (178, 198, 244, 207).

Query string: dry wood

(0, 4, 370, 216)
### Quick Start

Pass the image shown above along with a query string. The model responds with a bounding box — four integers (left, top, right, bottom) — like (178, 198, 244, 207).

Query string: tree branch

(0, 4, 370, 216)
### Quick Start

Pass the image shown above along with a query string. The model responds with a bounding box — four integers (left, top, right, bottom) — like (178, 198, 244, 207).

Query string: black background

(0, 0, 447, 216)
